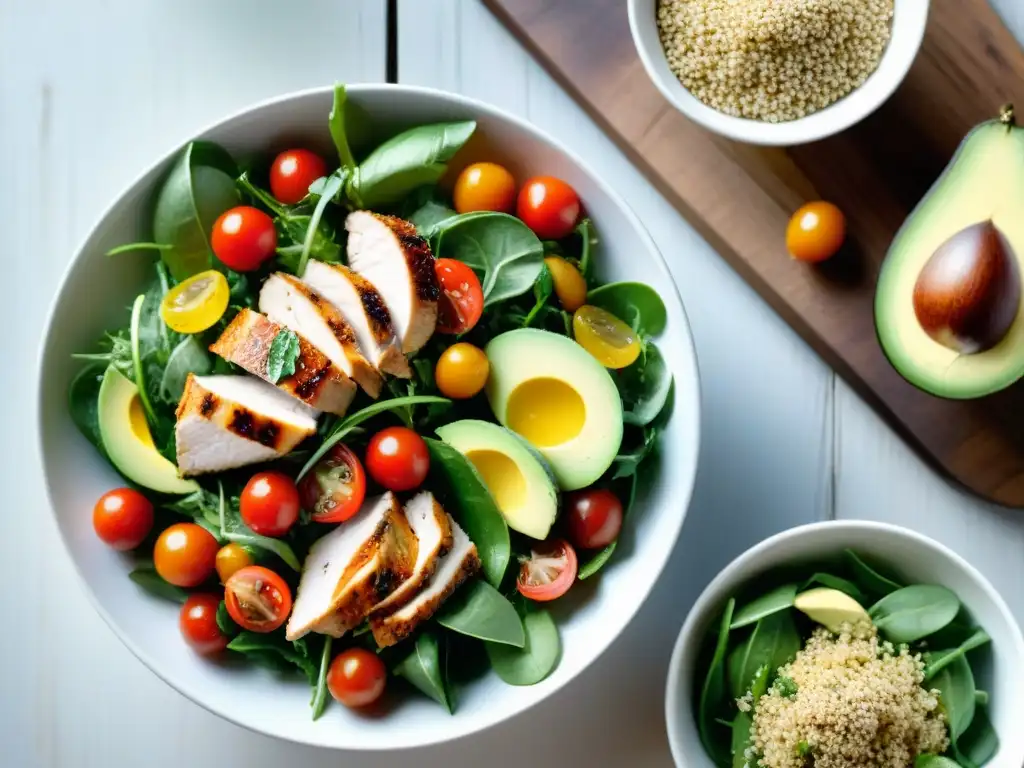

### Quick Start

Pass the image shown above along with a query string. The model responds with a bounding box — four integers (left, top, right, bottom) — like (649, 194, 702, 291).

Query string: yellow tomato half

(160, 270, 230, 334)
(544, 256, 588, 312)
(572, 305, 641, 369)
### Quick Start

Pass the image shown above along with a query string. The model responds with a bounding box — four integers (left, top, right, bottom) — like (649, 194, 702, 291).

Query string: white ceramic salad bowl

(36, 84, 701, 750)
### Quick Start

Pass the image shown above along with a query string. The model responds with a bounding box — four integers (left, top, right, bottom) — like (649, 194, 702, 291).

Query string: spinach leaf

(218, 482, 300, 570)
(933, 654, 976, 742)
(868, 585, 960, 645)
(436, 579, 525, 648)
(296, 169, 347, 277)
(328, 82, 357, 172)
(266, 329, 300, 384)
(578, 471, 638, 579)
(227, 631, 317, 681)
(394, 630, 451, 712)
(129, 293, 158, 424)
(956, 705, 998, 767)
(618, 343, 673, 427)
(424, 437, 510, 587)
(354, 121, 476, 208)
(401, 185, 457, 235)
(106, 242, 172, 257)
(310, 636, 333, 721)
(731, 711, 753, 768)
(844, 549, 903, 598)
(924, 629, 990, 680)
(128, 566, 189, 603)
(576, 218, 597, 282)
(433, 212, 545, 306)
(485, 607, 560, 686)
(800, 572, 867, 605)
(152, 141, 239, 281)
(698, 598, 735, 766)
(587, 281, 668, 336)
(727, 610, 800, 700)
(730, 584, 798, 630)
(216, 600, 238, 637)
(159, 336, 212, 403)
(914, 756, 960, 768)
(68, 364, 106, 452)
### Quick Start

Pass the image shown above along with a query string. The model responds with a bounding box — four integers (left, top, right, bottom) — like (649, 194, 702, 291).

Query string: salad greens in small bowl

(665, 521, 1024, 768)
(37, 83, 700, 750)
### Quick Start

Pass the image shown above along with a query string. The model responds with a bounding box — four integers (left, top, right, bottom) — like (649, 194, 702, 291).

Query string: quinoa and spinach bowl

(695, 549, 999, 768)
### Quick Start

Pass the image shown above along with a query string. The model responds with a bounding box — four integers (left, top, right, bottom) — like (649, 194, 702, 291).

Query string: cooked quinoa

(655, 0, 895, 123)
(746, 624, 949, 768)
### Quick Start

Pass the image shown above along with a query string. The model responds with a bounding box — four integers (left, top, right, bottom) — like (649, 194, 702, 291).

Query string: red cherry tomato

(327, 648, 387, 708)
(240, 471, 300, 537)
(516, 176, 581, 240)
(154, 523, 219, 588)
(179, 594, 229, 655)
(92, 488, 154, 551)
(516, 539, 578, 602)
(434, 258, 484, 334)
(298, 444, 367, 523)
(566, 489, 623, 550)
(365, 427, 430, 492)
(270, 148, 328, 205)
(224, 565, 292, 633)
(211, 205, 277, 272)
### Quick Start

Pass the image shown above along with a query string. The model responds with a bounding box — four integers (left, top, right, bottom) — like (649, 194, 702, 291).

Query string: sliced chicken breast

(369, 492, 453, 617)
(209, 309, 356, 416)
(286, 493, 417, 641)
(259, 272, 384, 399)
(346, 211, 440, 354)
(301, 261, 411, 378)
(175, 374, 317, 476)
(369, 515, 480, 648)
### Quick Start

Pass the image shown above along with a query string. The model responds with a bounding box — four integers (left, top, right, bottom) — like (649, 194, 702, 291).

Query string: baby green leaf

(296, 169, 346, 277)
(618, 343, 673, 427)
(698, 598, 735, 766)
(435, 579, 525, 647)
(727, 610, 800, 700)
(68, 364, 106, 453)
(159, 336, 212, 402)
(129, 566, 189, 603)
(730, 583, 798, 630)
(266, 329, 300, 384)
(869, 585, 960, 645)
(924, 629, 990, 680)
(844, 549, 903, 598)
(587, 281, 668, 336)
(485, 607, 560, 686)
(402, 185, 457, 235)
(932, 654, 976, 742)
(394, 630, 450, 712)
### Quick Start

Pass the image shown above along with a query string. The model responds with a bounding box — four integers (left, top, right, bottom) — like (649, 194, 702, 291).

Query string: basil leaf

(587, 281, 668, 336)
(932, 654, 976, 742)
(159, 336, 212, 403)
(394, 630, 451, 712)
(485, 607, 560, 686)
(698, 597, 735, 766)
(618, 342, 673, 427)
(924, 629, 990, 680)
(436, 579, 525, 647)
(730, 583, 798, 630)
(868, 585, 960, 645)
(266, 329, 300, 384)
(129, 566, 189, 603)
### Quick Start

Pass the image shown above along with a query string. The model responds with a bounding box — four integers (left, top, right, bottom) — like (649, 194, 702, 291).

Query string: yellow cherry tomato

(453, 162, 516, 214)
(160, 269, 229, 334)
(544, 256, 588, 312)
(572, 305, 641, 369)
(215, 543, 253, 584)
(435, 343, 490, 399)
(786, 201, 846, 263)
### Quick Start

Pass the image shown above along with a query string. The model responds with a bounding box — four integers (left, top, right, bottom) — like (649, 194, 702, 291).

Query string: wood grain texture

(482, 0, 1024, 507)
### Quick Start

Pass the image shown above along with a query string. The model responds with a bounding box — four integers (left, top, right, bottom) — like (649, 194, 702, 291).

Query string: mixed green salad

(696, 550, 998, 768)
(70, 83, 673, 718)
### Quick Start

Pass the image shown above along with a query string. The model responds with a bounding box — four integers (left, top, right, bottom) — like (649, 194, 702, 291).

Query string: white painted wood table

(3, 1, 1023, 765)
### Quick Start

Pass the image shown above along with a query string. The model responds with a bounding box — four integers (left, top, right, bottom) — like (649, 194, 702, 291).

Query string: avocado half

(875, 105, 1024, 399)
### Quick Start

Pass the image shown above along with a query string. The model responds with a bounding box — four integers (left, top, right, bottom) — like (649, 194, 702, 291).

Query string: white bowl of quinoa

(665, 520, 1024, 767)
(629, 0, 930, 146)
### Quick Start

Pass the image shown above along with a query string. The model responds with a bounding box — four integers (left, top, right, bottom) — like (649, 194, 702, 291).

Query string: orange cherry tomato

(179, 594, 230, 655)
(92, 488, 154, 551)
(211, 205, 277, 272)
(215, 543, 253, 583)
(786, 201, 846, 263)
(435, 258, 484, 334)
(240, 471, 300, 537)
(224, 565, 292, 633)
(453, 162, 516, 214)
(327, 648, 387, 708)
(435, 343, 489, 400)
(516, 539, 578, 602)
(517, 176, 581, 240)
(270, 148, 327, 205)
(154, 523, 218, 588)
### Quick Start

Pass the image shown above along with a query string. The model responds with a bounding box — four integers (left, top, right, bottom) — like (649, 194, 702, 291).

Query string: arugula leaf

(522, 263, 554, 327)
(158, 336, 212, 403)
(218, 482, 300, 570)
(310, 636, 333, 720)
(296, 169, 347, 276)
(575, 218, 597, 283)
(72, 331, 133, 376)
(328, 83, 358, 172)
(129, 566, 189, 603)
(266, 329, 300, 384)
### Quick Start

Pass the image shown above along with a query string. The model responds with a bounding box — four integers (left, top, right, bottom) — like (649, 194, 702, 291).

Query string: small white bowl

(628, 0, 930, 146)
(665, 520, 1024, 767)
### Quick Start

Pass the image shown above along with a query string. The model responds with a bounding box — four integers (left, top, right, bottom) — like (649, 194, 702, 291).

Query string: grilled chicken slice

(286, 493, 417, 641)
(209, 309, 356, 416)
(369, 515, 480, 648)
(369, 492, 453, 617)
(175, 374, 317, 476)
(259, 272, 383, 398)
(301, 261, 411, 378)
(346, 211, 440, 354)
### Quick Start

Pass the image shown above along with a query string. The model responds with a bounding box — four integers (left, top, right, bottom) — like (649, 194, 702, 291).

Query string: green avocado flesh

(97, 367, 198, 494)
(875, 115, 1024, 399)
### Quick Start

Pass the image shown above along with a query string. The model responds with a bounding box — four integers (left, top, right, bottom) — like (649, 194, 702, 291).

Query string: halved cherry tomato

(573, 305, 641, 369)
(211, 205, 277, 272)
(435, 342, 489, 400)
(179, 594, 229, 655)
(160, 269, 229, 334)
(215, 543, 253, 583)
(453, 162, 516, 214)
(270, 148, 327, 205)
(240, 471, 300, 537)
(544, 256, 588, 312)
(327, 647, 387, 708)
(366, 427, 430, 492)
(517, 176, 581, 240)
(92, 487, 154, 551)
(154, 523, 218, 588)
(435, 258, 484, 334)
(224, 565, 292, 633)
(516, 539, 578, 602)
(298, 444, 367, 523)
(786, 201, 846, 263)
(566, 489, 623, 550)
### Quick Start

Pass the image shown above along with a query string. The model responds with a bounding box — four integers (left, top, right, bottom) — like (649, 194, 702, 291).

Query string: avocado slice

(97, 366, 198, 494)
(436, 419, 558, 540)
(876, 105, 1024, 399)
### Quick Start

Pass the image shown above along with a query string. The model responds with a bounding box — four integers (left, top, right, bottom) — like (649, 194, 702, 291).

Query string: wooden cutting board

(482, 0, 1024, 507)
